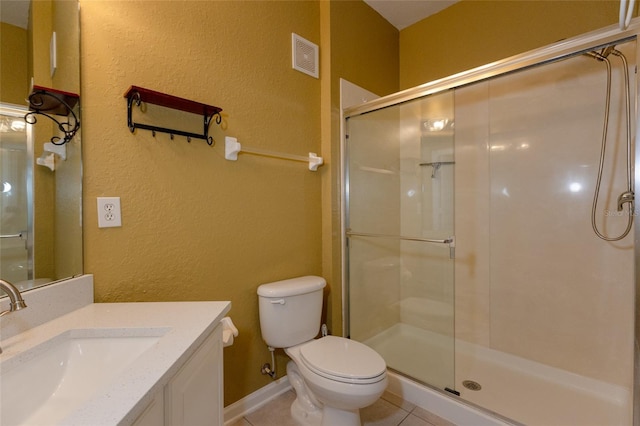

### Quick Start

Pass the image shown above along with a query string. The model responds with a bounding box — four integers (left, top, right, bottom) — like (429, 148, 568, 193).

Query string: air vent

(292, 33, 319, 79)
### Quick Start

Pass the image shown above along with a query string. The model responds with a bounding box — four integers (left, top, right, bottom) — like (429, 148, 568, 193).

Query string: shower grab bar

(346, 230, 453, 245)
(419, 161, 455, 178)
(1, 233, 23, 239)
(419, 161, 455, 167)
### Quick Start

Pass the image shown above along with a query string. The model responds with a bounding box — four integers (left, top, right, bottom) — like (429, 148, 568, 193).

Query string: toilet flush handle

(270, 299, 286, 305)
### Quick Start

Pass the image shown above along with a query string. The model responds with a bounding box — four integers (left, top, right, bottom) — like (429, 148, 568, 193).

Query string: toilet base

(290, 390, 362, 426)
(291, 397, 322, 426)
(287, 360, 366, 426)
(321, 406, 361, 426)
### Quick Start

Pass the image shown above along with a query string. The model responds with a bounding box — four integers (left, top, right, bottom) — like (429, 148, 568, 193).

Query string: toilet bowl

(257, 276, 388, 426)
(286, 336, 387, 425)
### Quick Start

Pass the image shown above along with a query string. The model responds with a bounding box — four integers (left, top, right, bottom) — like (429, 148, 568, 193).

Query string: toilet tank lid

(257, 276, 326, 297)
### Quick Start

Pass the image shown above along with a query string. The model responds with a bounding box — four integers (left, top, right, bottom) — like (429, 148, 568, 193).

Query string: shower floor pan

(365, 323, 631, 425)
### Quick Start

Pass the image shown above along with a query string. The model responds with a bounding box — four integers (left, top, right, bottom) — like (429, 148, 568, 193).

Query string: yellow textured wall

(80, 0, 321, 405)
(30, 0, 56, 280)
(53, 0, 82, 280)
(79, 0, 400, 406)
(0, 22, 28, 105)
(52, 0, 80, 94)
(29, 0, 53, 87)
(320, 0, 399, 336)
(328, 1, 399, 97)
(400, 0, 629, 89)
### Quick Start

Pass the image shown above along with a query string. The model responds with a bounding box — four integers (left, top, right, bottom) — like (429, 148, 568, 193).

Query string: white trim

(222, 372, 511, 426)
(223, 376, 292, 425)
(386, 371, 514, 426)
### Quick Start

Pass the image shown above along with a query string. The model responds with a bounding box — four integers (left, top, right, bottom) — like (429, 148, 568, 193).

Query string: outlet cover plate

(97, 197, 122, 228)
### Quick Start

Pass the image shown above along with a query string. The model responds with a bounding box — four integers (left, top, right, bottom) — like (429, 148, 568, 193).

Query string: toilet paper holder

(221, 316, 238, 347)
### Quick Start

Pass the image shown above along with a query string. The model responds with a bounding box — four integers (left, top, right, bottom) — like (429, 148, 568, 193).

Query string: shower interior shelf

(124, 85, 222, 145)
(25, 85, 80, 145)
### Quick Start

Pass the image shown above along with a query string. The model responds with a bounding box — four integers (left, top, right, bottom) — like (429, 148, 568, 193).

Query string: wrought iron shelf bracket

(124, 86, 222, 146)
(25, 85, 80, 146)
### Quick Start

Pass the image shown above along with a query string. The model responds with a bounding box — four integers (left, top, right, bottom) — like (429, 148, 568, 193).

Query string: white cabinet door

(132, 390, 164, 426)
(164, 324, 223, 425)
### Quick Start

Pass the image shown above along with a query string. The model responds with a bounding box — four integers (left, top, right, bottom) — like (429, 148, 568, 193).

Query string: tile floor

(228, 389, 457, 426)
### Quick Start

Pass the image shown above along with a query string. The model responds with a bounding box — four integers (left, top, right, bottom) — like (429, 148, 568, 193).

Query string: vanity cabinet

(133, 323, 223, 426)
(131, 390, 164, 426)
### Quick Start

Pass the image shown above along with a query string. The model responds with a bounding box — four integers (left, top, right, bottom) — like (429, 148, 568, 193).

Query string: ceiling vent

(292, 33, 319, 79)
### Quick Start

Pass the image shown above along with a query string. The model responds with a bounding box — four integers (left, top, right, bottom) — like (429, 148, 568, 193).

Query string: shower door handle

(1, 231, 28, 250)
(0, 232, 25, 239)
(346, 230, 454, 245)
(346, 230, 456, 257)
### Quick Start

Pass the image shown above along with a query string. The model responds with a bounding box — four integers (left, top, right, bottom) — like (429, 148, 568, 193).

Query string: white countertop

(0, 300, 231, 425)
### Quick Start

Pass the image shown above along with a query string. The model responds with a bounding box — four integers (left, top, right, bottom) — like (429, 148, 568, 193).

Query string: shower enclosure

(0, 104, 33, 285)
(344, 25, 638, 425)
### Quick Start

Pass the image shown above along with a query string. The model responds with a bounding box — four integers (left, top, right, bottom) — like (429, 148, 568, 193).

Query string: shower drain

(462, 380, 482, 391)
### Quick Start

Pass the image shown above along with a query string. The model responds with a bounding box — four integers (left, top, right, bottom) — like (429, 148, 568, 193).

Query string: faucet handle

(617, 191, 635, 212)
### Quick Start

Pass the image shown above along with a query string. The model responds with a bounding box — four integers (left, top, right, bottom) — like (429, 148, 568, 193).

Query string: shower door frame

(342, 20, 640, 426)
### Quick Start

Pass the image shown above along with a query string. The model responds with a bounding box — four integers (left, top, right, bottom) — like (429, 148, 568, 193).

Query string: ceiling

(0, 0, 30, 29)
(364, 0, 459, 30)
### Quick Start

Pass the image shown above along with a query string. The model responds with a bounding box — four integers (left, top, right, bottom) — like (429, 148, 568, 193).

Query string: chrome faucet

(0, 279, 27, 354)
(0, 279, 27, 318)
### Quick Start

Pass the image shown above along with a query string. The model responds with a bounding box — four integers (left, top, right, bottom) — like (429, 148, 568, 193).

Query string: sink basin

(1, 328, 168, 425)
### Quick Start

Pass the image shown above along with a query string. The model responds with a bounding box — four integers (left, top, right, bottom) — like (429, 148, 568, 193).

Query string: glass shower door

(0, 105, 32, 285)
(346, 90, 456, 391)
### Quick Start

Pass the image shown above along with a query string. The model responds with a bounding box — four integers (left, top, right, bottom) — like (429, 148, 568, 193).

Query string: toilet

(258, 276, 387, 426)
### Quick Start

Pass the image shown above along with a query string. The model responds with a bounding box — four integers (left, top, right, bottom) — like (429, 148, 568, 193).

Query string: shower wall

(398, 92, 454, 336)
(0, 142, 29, 283)
(454, 45, 635, 387)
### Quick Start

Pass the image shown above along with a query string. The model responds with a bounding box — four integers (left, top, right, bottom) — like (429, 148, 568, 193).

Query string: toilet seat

(299, 336, 386, 384)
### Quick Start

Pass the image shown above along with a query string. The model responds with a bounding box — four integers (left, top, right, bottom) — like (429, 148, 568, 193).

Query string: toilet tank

(257, 276, 326, 348)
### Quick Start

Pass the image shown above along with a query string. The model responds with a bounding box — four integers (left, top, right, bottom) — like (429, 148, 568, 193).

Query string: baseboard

(224, 376, 292, 425)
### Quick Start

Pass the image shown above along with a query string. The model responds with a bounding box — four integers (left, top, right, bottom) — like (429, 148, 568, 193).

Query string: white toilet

(258, 276, 387, 426)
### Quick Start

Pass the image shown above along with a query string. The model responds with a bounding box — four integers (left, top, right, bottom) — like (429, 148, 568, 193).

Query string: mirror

(0, 0, 82, 294)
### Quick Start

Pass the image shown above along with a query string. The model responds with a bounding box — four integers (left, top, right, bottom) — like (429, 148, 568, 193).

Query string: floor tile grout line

(235, 387, 449, 426)
(395, 410, 413, 426)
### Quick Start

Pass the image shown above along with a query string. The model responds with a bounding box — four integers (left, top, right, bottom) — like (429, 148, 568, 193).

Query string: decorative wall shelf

(124, 86, 222, 145)
(25, 85, 80, 145)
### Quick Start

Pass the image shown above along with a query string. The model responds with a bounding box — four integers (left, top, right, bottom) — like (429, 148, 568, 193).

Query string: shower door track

(344, 33, 638, 119)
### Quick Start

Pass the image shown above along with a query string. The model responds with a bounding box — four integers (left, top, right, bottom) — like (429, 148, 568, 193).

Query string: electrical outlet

(97, 197, 122, 228)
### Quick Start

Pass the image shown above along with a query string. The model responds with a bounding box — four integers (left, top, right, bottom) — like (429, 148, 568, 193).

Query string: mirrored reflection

(0, 0, 82, 294)
(1, 105, 31, 285)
